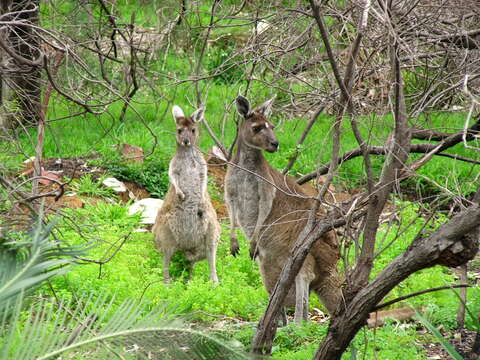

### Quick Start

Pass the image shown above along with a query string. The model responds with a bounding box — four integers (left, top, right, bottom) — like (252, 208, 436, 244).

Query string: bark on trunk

(1, 0, 41, 127)
(314, 200, 480, 359)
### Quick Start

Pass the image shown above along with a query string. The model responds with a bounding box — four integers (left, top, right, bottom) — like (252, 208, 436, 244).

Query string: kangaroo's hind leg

(225, 189, 240, 257)
(205, 219, 220, 284)
(294, 274, 310, 323)
(155, 224, 176, 283)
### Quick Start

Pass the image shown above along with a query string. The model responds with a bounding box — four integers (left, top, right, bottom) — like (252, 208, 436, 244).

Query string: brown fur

(225, 96, 342, 321)
(153, 105, 220, 284)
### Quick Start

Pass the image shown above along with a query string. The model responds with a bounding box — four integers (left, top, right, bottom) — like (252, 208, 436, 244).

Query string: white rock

(255, 20, 271, 35)
(128, 198, 164, 224)
(102, 177, 127, 193)
(23, 156, 36, 164)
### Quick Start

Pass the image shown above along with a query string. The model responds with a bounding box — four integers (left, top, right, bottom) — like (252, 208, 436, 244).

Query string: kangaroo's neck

(176, 144, 199, 158)
(234, 137, 268, 171)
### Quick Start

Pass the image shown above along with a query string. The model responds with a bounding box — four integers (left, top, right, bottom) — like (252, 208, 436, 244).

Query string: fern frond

(0, 218, 86, 309)
(2, 294, 251, 360)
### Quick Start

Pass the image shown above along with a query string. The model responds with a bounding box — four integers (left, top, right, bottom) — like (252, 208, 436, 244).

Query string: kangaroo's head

(172, 105, 204, 147)
(235, 95, 278, 153)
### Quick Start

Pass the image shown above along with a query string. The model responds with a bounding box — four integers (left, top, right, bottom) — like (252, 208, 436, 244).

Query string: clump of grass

(70, 174, 116, 198)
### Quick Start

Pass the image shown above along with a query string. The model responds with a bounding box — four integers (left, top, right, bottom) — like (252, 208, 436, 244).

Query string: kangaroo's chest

(226, 167, 263, 234)
(174, 154, 206, 199)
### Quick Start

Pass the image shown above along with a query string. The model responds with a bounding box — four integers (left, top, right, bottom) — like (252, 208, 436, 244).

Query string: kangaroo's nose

(183, 139, 190, 146)
(271, 141, 279, 149)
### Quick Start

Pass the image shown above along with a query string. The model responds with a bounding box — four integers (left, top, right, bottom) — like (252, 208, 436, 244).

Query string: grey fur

(153, 106, 220, 284)
(225, 96, 341, 322)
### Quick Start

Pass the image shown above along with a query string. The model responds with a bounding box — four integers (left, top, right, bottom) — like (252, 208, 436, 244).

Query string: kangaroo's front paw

(230, 238, 240, 257)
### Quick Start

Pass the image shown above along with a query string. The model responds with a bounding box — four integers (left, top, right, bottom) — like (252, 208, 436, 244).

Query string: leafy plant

(70, 174, 116, 198)
(1, 294, 251, 360)
(101, 157, 169, 198)
(0, 219, 85, 313)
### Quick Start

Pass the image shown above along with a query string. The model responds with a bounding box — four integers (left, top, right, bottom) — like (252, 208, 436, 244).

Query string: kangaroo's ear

(236, 95, 251, 118)
(172, 105, 185, 122)
(255, 95, 276, 117)
(191, 106, 205, 123)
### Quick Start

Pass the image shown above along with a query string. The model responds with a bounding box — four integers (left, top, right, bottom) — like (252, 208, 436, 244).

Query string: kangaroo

(153, 105, 220, 284)
(224, 95, 342, 322)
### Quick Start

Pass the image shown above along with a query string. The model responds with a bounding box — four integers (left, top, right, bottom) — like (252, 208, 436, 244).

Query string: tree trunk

(1, 0, 41, 127)
(314, 199, 480, 359)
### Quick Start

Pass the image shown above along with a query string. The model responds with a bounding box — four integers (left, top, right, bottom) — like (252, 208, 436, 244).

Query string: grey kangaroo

(224, 95, 342, 321)
(153, 105, 220, 284)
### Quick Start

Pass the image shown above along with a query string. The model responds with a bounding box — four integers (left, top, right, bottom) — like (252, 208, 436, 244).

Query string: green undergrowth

(46, 201, 267, 321)
(99, 156, 170, 198)
(223, 317, 434, 359)
(31, 194, 474, 359)
(69, 174, 116, 198)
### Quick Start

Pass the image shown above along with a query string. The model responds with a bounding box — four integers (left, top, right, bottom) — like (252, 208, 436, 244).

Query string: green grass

(46, 202, 267, 321)
(69, 174, 116, 198)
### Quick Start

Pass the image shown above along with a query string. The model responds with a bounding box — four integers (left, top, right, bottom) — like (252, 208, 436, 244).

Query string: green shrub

(101, 157, 170, 198)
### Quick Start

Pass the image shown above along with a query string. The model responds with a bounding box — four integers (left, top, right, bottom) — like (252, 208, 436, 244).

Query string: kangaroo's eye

(191, 128, 195, 133)
(177, 129, 182, 134)
(253, 126, 262, 133)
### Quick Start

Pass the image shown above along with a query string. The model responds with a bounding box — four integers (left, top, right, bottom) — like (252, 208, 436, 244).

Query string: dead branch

(298, 118, 480, 184)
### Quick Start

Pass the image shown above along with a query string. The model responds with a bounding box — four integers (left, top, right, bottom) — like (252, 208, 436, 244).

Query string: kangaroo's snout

(265, 139, 279, 153)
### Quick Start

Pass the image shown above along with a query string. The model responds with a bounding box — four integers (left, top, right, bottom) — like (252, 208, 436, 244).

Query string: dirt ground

(423, 328, 479, 359)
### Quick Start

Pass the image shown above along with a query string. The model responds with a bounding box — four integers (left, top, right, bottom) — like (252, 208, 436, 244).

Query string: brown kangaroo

(153, 105, 220, 284)
(224, 95, 342, 321)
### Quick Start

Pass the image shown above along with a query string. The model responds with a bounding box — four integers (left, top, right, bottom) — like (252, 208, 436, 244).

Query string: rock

(255, 20, 271, 35)
(128, 198, 164, 224)
(102, 177, 127, 193)
(120, 143, 144, 164)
